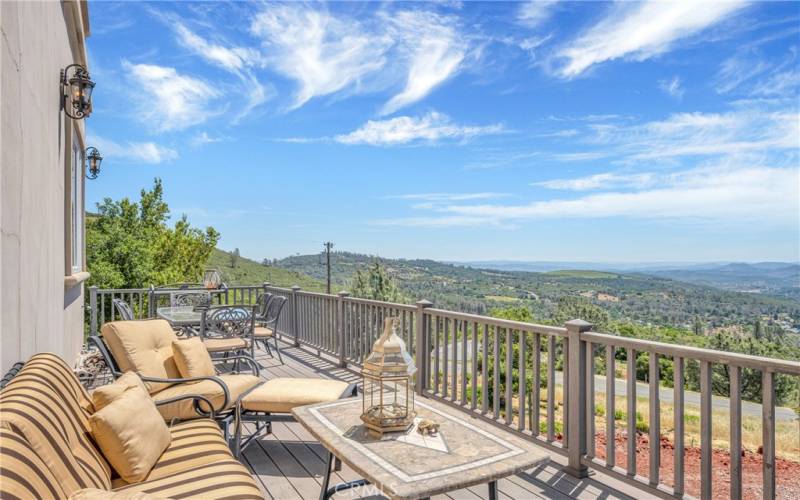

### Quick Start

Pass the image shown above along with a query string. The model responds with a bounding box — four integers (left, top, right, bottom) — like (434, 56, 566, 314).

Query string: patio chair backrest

(255, 292, 273, 318)
(200, 306, 254, 340)
(100, 319, 181, 393)
(170, 291, 212, 308)
(263, 295, 287, 327)
(112, 298, 135, 320)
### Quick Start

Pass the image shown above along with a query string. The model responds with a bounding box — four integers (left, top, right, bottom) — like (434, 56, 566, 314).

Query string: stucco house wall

(1, 0, 91, 372)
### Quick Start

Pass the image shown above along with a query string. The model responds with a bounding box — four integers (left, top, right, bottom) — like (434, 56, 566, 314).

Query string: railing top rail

(343, 296, 417, 311)
(296, 290, 338, 299)
(425, 308, 568, 337)
(94, 288, 150, 293)
(263, 285, 293, 293)
(583, 331, 800, 375)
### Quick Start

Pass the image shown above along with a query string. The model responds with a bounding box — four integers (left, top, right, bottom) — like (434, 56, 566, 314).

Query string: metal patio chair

(253, 295, 286, 363)
(200, 305, 256, 363)
(112, 298, 135, 320)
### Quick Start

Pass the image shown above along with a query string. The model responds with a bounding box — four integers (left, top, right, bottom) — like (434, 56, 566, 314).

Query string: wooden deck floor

(241, 341, 639, 500)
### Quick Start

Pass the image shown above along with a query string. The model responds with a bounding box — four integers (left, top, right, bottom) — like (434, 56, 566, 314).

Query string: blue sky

(86, 1, 800, 263)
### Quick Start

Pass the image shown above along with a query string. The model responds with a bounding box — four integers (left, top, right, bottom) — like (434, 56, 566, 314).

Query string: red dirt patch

(587, 431, 800, 499)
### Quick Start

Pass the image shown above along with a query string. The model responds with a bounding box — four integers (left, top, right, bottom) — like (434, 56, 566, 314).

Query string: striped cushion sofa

(0, 353, 264, 500)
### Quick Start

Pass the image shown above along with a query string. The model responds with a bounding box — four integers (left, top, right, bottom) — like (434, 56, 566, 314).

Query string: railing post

(291, 286, 301, 347)
(415, 300, 433, 395)
(337, 291, 350, 368)
(89, 286, 99, 336)
(262, 282, 270, 292)
(565, 319, 592, 478)
(148, 286, 155, 318)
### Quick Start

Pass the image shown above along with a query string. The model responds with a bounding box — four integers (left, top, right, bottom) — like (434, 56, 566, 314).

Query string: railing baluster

(762, 369, 776, 500)
(648, 352, 660, 485)
(547, 334, 555, 441)
(493, 326, 501, 421)
(451, 318, 458, 402)
(482, 323, 489, 414)
(434, 316, 440, 395)
(518, 330, 526, 431)
(606, 345, 615, 467)
(532, 333, 541, 436)
(505, 328, 513, 425)
(563, 336, 569, 448)
(471, 320, 478, 411)
(730, 365, 742, 500)
(700, 360, 712, 500)
(443, 318, 449, 399)
(674, 356, 684, 497)
(461, 319, 467, 406)
(627, 348, 637, 477)
(586, 341, 595, 459)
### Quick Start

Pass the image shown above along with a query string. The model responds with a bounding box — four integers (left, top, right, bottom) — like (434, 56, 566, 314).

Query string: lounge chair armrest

(137, 374, 231, 413)
(154, 393, 217, 419)
(221, 355, 261, 376)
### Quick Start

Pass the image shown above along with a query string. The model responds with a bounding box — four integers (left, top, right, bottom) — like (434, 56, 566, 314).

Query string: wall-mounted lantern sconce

(85, 147, 103, 179)
(61, 64, 95, 120)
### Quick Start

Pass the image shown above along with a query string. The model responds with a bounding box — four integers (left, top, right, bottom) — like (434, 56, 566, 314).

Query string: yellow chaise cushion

(242, 378, 351, 413)
(90, 386, 171, 483)
(172, 338, 215, 378)
(101, 320, 182, 393)
(91, 372, 149, 412)
(151, 374, 261, 421)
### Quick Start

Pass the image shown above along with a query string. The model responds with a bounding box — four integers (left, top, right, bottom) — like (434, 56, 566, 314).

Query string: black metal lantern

(85, 147, 103, 179)
(61, 64, 95, 119)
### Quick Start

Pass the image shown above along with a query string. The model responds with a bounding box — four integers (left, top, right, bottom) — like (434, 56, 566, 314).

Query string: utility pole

(323, 241, 334, 294)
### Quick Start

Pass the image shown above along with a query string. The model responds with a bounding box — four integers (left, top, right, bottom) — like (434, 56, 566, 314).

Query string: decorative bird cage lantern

(361, 317, 416, 437)
(203, 269, 222, 289)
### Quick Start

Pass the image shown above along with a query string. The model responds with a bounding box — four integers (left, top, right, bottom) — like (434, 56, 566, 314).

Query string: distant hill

(207, 249, 325, 291)
(641, 262, 800, 300)
(273, 252, 800, 333)
(456, 260, 800, 300)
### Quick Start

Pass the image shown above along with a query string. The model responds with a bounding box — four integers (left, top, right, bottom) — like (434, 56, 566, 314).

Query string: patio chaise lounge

(0, 353, 264, 499)
(89, 319, 356, 455)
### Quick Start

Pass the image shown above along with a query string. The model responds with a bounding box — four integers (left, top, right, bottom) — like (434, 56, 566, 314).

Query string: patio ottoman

(241, 378, 355, 414)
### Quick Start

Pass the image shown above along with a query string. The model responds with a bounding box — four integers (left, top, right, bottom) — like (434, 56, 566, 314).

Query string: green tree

(553, 296, 610, 330)
(349, 261, 404, 302)
(86, 179, 219, 289)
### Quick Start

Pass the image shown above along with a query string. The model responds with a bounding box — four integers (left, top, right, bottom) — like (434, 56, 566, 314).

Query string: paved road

(552, 372, 798, 422)
(433, 345, 798, 422)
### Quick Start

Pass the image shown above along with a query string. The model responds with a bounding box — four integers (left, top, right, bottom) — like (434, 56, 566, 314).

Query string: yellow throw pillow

(90, 385, 171, 483)
(172, 338, 216, 378)
(91, 372, 148, 412)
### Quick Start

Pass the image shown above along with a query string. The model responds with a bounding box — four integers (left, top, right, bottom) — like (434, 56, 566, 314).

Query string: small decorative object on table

(417, 418, 439, 436)
(361, 317, 416, 437)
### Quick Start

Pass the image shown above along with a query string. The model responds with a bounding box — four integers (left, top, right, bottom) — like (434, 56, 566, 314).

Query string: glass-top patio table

(156, 306, 203, 327)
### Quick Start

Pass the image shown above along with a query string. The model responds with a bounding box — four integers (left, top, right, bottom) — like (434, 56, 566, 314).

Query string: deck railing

(88, 284, 800, 500)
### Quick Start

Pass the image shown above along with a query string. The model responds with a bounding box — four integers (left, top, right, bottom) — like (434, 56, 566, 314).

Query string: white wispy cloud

(658, 76, 684, 99)
(382, 164, 798, 227)
(715, 50, 771, 94)
(380, 11, 467, 115)
(172, 22, 269, 118)
(587, 108, 799, 160)
(555, 1, 747, 78)
(122, 61, 221, 131)
(250, 4, 391, 110)
(751, 69, 800, 97)
(333, 112, 505, 146)
(517, 0, 559, 28)
(534, 172, 656, 191)
(190, 132, 230, 147)
(92, 136, 178, 164)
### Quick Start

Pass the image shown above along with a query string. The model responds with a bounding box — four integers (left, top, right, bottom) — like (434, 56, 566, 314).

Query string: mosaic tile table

(293, 396, 549, 500)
